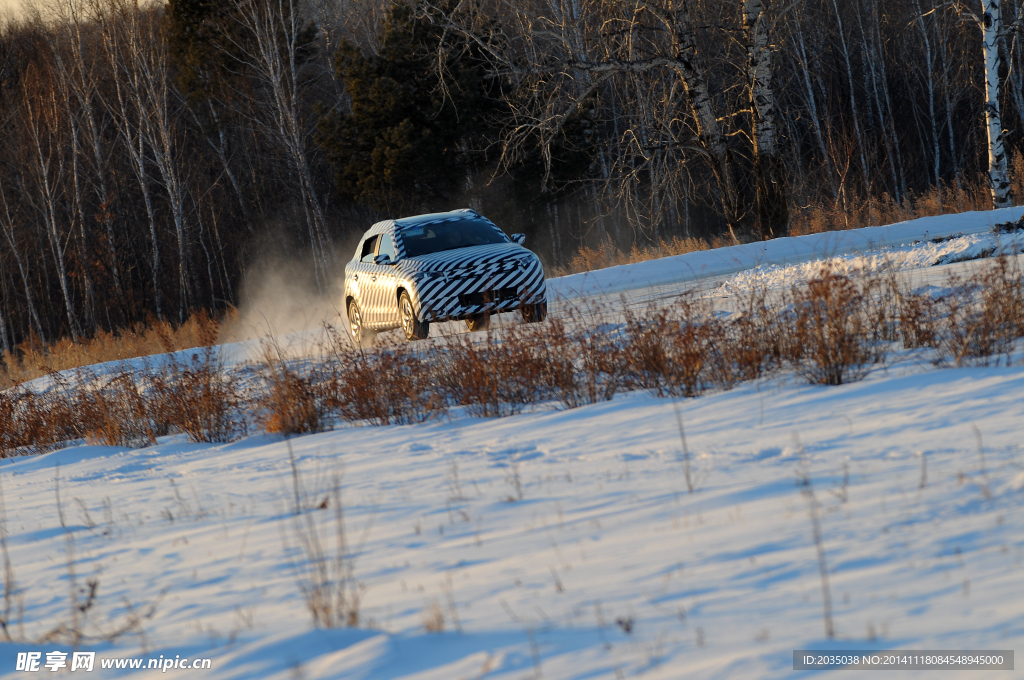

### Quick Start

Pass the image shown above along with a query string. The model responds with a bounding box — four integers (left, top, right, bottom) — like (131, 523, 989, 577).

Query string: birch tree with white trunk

(96, 0, 165, 320)
(954, 0, 1013, 207)
(980, 0, 1012, 207)
(119, 1, 194, 317)
(22, 85, 82, 342)
(53, 0, 124, 316)
(0, 183, 46, 341)
(663, 1, 743, 243)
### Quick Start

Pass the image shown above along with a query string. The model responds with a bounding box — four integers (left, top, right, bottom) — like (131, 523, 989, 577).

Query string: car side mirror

(374, 254, 394, 266)
(512, 233, 526, 245)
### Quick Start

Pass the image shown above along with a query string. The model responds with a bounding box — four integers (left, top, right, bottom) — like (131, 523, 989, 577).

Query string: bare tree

(95, 0, 165, 319)
(51, 0, 125, 321)
(119, 0, 194, 317)
(0, 182, 46, 341)
(226, 0, 333, 293)
(22, 71, 83, 342)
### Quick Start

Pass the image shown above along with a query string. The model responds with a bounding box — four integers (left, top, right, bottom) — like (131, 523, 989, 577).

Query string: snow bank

(549, 206, 1024, 299)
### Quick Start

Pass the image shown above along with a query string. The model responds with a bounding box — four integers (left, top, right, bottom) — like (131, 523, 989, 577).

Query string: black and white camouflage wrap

(344, 209, 546, 331)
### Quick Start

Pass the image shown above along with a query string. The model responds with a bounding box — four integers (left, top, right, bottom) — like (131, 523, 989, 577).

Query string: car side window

(377, 234, 396, 262)
(360, 235, 380, 263)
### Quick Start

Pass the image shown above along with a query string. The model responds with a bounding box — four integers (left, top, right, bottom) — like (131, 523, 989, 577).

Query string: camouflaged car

(343, 209, 547, 344)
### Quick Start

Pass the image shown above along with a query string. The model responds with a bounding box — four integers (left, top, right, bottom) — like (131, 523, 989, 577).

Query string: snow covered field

(2, 211, 1023, 679)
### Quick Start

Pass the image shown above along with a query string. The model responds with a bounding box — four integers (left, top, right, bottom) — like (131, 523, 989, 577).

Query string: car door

(352, 234, 381, 325)
(373, 233, 400, 328)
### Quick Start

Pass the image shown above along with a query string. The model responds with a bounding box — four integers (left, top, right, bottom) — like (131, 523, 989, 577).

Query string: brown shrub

(76, 369, 156, 448)
(4, 251, 1021, 458)
(937, 255, 1024, 365)
(0, 381, 81, 457)
(897, 291, 938, 349)
(540, 315, 628, 408)
(433, 329, 552, 417)
(723, 285, 788, 383)
(789, 272, 884, 385)
(624, 297, 725, 398)
(262, 365, 325, 436)
(257, 340, 329, 436)
(149, 350, 242, 442)
(330, 347, 441, 426)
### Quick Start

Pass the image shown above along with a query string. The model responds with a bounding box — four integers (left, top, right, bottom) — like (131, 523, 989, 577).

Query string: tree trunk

(937, 8, 963, 197)
(0, 185, 46, 341)
(671, 1, 743, 243)
(25, 93, 81, 343)
(982, 0, 1012, 207)
(793, 18, 837, 200)
(59, 1, 125, 315)
(831, 0, 873, 217)
(743, 0, 789, 238)
(98, 1, 165, 320)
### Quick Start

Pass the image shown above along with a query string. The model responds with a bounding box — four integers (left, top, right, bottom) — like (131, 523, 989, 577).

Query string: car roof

(365, 209, 483, 238)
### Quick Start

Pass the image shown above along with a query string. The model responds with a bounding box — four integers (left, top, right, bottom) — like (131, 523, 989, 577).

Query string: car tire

(348, 300, 376, 348)
(520, 301, 547, 323)
(399, 291, 430, 341)
(466, 313, 490, 332)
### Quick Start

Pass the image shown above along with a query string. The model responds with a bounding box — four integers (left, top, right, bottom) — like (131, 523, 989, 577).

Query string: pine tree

(316, 1, 500, 213)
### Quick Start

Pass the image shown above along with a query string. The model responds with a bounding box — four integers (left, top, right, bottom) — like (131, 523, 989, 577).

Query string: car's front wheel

(348, 300, 376, 348)
(520, 301, 548, 323)
(399, 291, 430, 341)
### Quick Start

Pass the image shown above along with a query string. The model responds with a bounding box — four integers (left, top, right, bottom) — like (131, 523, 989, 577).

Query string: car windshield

(399, 218, 508, 258)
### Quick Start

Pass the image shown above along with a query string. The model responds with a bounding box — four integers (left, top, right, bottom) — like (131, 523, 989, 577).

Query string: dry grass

(285, 454, 363, 629)
(623, 297, 724, 398)
(0, 309, 234, 388)
(790, 179, 992, 237)
(554, 235, 717, 276)
(259, 342, 329, 436)
(0, 385, 80, 457)
(432, 327, 555, 417)
(542, 314, 627, 408)
(727, 284, 788, 382)
(422, 600, 445, 633)
(897, 290, 938, 349)
(553, 177, 998, 276)
(262, 364, 324, 436)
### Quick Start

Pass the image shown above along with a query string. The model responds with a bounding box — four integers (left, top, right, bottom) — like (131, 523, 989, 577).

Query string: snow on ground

(3, 210, 1024, 679)
(1, 361, 1022, 679)
(714, 228, 1024, 297)
(550, 206, 1024, 300)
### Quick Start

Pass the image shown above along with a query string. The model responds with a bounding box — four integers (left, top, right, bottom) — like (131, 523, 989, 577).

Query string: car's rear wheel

(520, 301, 548, 323)
(348, 300, 376, 348)
(399, 291, 430, 341)
(465, 313, 490, 332)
